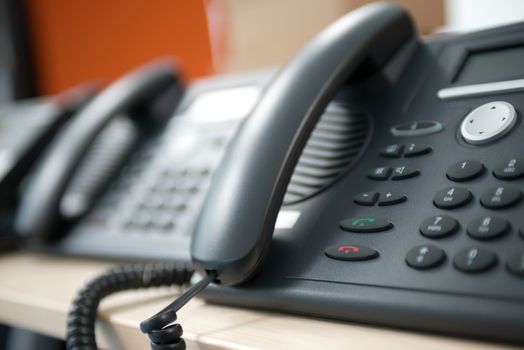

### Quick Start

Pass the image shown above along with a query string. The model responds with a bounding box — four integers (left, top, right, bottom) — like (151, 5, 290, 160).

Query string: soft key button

(461, 101, 517, 145)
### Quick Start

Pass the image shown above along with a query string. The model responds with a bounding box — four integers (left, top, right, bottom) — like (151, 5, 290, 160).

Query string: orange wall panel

(26, 0, 215, 95)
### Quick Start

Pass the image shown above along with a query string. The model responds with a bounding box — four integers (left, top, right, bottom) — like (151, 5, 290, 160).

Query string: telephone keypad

(367, 167, 392, 180)
(453, 247, 497, 273)
(479, 185, 522, 209)
(377, 192, 406, 206)
(446, 160, 485, 182)
(493, 157, 524, 180)
(433, 186, 472, 209)
(404, 143, 432, 157)
(391, 166, 420, 180)
(507, 251, 524, 277)
(419, 215, 459, 238)
(406, 245, 446, 270)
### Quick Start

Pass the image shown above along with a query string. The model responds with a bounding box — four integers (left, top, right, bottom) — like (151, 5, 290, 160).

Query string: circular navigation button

(406, 245, 446, 270)
(433, 187, 472, 209)
(493, 157, 524, 180)
(461, 101, 517, 145)
(446, 160, 484, 182)
(480, 185, 522, 209)
(454, 247, 497, 273)
(420, 215, 459, 238)
(467, 216, 509, 240)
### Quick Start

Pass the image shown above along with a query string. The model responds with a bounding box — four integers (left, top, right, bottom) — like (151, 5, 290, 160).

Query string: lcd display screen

(455, 46, 524, 85)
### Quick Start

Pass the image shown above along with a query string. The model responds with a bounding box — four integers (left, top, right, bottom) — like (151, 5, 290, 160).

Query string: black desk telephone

(13, 2, 524, 346)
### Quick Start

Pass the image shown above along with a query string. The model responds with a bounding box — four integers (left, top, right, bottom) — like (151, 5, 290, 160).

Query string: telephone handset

(0, 85, 96, 249)
(15, 60, 183, 242)
(191, 3, 414, 284)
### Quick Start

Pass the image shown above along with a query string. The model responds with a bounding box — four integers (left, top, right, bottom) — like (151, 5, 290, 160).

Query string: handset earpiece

(15, 59, 183, 241)
(191, 2, 415, 285)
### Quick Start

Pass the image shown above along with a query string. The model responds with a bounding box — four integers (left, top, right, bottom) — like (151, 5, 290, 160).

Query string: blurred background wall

(17, 0, 524, 96)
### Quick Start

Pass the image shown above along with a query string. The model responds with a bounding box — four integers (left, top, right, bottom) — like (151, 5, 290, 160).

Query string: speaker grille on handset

(283, 103, 370, 205)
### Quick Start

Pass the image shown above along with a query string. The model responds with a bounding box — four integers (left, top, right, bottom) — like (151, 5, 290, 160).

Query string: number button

(454, 247, 497, 273)
(467, 216, 509, 240)
(446, 160, 484, 182)
(340, 217, 393, 233)
(493, 157, 524, 180)
(433, 187, 472, 209)
(406, 245, 446, 270)
(419, 215, 459, 238)
(480, 185, 522, 209)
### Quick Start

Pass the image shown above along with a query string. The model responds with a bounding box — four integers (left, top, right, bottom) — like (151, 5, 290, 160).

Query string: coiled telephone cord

(66, 261, 215, 350)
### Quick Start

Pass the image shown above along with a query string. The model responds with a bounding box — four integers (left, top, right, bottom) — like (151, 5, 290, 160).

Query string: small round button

(480, 185, 522, 209)
(507, 251, 524, 277)
(467, 216, 509, 240)
(454, 247, 497, 273)
(420, 215, 459, 238)
(446, 160, 484, 182)
(433, 187, 472, 209)
(460, 101, 517, 145)
(493, 157, 524, 180)
(406, 245, 446, 270)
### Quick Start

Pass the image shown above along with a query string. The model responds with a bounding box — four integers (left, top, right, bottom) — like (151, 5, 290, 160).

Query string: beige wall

(219, 0, 444, 73)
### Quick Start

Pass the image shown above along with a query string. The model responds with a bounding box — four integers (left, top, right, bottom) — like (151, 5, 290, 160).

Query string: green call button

(340, 216, 393, 233)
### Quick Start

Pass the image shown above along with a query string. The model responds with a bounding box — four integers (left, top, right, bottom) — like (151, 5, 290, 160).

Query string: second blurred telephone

(14, 60, 274, 260)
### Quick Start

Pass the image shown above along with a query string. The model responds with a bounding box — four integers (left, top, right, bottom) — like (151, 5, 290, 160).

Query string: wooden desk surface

(0, 252, 519, 350)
